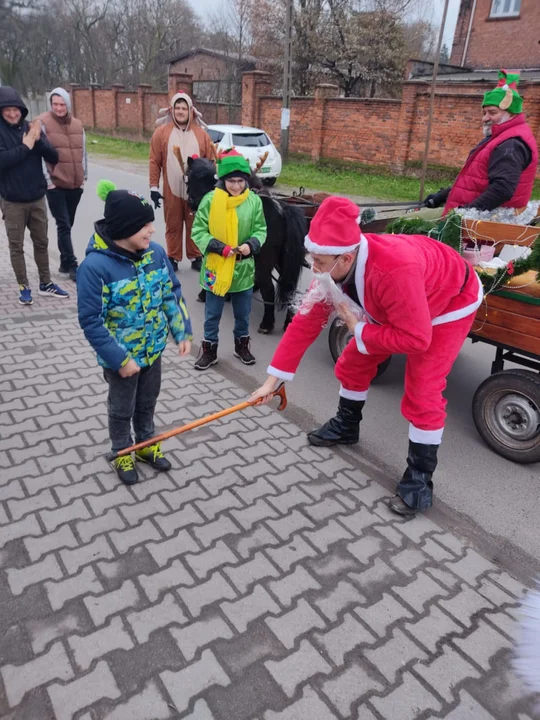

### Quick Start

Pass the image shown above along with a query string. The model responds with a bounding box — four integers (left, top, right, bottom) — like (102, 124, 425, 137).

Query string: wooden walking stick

(106, 383, 287, 462)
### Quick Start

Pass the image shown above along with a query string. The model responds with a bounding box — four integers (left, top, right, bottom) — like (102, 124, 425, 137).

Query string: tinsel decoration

(386, 211, 540, 294)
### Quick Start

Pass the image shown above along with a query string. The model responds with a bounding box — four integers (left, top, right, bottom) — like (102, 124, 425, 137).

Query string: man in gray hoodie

(38, 88, 87, 282)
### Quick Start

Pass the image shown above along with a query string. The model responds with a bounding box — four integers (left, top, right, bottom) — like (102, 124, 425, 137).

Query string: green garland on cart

(386, 211, 540, 293)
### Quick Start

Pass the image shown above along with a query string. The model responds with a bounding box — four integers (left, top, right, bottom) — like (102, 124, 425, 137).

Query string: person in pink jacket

(252, 196, 483, 517)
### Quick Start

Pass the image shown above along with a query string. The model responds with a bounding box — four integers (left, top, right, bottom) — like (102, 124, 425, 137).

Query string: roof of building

(168, 48, 258, 66)
(410, 68, 540, 84)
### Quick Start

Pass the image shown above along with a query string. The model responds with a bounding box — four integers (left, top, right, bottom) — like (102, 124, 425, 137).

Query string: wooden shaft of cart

(106, 383, 287, 462)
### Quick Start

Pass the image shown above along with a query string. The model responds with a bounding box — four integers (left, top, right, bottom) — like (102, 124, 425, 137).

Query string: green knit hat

(482, 69, 523, 114)
(217, 149, 251, 179)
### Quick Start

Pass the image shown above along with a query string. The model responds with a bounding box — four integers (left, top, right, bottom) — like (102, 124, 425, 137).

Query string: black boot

(388, 441, 439, 517)
(168, 257, 179, 271)
(234, 336, 256, 365)
(194, 341, 218, 370)
(307, 397, 364, 447)
(191, 257, 202, 271)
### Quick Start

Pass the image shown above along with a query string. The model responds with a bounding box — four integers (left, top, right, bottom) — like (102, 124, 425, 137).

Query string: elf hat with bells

(482, 69, 523, 114)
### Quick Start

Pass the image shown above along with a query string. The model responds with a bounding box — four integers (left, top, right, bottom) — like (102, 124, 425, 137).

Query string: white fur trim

(304, 235, 360, 255)
(354, 321, 369, 354)
(409, 424, 444, 445)
(267, 365, 294, 381)
(354, 234, 369, 309)
(432, 273, 483, 326)
(150, 186, 160, 192)
(339, 386, 368, 401)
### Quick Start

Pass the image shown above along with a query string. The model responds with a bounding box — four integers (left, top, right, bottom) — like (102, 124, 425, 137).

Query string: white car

(207, 124, 282, 186)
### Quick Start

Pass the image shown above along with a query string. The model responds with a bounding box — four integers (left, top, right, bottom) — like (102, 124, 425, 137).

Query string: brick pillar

(69, 83, 80, 118)
(392, 82, 418, 173)
(168, 72, 194, 99)
(89, 83, 100, 129)
(137, 83, 152, 134)
(311, 84, 339, 162)
(111, 83, 124, 131)
(242, 71, 272, 127)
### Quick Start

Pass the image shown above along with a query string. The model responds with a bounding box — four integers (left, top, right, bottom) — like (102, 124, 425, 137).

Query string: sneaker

(38, 282, 69, 298)
(191, 257, 202, 271)
(68, 267, 78, 282)
(234, 336, 256, 365)
(18, 285, 33, 306)
(113, 455, 139, 485)
(168, 257, 179, 271)
(135, 443, 172, 471)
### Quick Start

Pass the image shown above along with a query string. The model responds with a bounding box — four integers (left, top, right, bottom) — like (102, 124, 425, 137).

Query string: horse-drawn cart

(327, 216, 540, 464)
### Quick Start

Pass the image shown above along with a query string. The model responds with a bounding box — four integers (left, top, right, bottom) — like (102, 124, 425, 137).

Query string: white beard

(296, 272, 366, 323)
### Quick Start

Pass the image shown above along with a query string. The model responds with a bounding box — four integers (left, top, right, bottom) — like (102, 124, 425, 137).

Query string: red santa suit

(268, 201, 483, 446)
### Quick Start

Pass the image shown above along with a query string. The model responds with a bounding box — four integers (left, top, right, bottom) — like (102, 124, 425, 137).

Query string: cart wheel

(328, 318, 391, 378)
(472, 369, 540, 464)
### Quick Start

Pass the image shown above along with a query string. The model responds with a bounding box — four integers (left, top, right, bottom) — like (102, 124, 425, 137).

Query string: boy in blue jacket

(77, 180, 193, 485)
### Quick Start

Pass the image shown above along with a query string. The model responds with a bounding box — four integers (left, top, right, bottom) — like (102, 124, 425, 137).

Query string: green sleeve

(250, 194, 267, 247)
(191, 192, 215, 255)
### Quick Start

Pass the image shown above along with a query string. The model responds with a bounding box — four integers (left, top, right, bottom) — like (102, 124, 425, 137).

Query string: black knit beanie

(97, 180, 154, 240)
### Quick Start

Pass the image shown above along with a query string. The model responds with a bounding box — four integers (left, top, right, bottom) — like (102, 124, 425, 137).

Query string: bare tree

(205, 0, 252, 60)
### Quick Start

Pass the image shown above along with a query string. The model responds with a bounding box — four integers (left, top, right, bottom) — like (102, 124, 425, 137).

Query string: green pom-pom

(96, 179, 116, 202)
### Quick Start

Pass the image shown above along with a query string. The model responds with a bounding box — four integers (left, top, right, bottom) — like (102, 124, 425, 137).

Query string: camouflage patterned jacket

(77, 223, 192, 371)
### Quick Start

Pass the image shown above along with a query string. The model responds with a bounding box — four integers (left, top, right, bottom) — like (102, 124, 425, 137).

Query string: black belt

(460, 262, 470, 293)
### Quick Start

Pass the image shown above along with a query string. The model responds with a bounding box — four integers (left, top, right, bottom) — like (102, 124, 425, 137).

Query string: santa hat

(304, 196, 361, 255)
(482, 69, 523, 114)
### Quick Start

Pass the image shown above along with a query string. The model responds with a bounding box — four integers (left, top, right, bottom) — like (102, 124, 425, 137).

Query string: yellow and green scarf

(206, 187, 250, 296)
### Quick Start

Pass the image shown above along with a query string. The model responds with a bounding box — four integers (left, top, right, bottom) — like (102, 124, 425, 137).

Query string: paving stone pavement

(0, 230, 539, 720)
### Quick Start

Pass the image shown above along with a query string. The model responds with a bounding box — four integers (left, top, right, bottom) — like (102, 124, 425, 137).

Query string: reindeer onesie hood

(149, 93, 215, 260)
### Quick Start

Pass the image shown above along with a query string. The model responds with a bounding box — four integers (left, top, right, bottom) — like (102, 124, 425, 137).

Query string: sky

(190, 0, 462, 51)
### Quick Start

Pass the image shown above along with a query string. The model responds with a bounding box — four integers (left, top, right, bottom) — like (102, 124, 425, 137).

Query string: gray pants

(103, 356, 162, 454)
(1, 196, 51, 286)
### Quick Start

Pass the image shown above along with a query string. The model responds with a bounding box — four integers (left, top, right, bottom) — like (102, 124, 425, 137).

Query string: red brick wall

(322, 99, 401, 164)
(247, 72, 540, 176)
(73, 89, 93, 126)
(144, 93, 167, 132)
(94, 90, 116, 130)
(72, 75, 540, 179)
(116, 93, 139, 130)
(450, 0, 540, 69)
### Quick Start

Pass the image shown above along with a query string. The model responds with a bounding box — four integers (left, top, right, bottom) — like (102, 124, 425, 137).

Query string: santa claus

(252, 196, 483, 517)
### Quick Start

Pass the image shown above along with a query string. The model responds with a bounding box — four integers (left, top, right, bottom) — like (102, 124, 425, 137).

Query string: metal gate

(193, 79, 242, 125)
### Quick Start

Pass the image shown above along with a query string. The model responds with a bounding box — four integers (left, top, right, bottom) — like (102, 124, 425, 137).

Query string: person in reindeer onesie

(251, 196, 484, 517)
(149, 93, 215, 272)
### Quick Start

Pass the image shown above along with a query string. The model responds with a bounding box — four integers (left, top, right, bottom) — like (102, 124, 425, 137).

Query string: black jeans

(46, 187, 83, 269)
(103, 356, 162, 454)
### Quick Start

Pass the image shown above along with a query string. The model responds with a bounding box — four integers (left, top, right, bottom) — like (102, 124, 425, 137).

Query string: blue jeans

(204, 288, 253, 343)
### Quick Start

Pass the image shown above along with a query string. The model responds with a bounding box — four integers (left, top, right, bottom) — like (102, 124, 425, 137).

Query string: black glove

(423, 193, 438, 209)
(150, 190, 163, 209)
(207, 238, 229, 255)
(422, 186, 451, 209)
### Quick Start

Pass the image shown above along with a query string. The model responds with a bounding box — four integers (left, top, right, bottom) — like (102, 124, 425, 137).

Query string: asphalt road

(60, 158, 539, 577)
